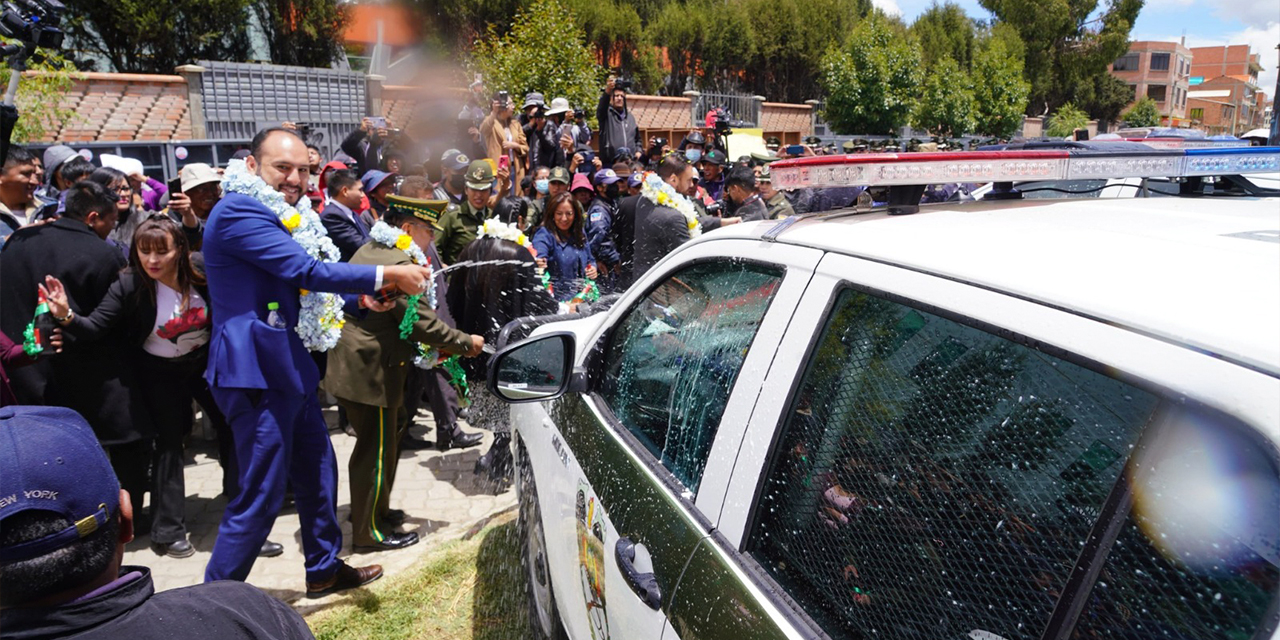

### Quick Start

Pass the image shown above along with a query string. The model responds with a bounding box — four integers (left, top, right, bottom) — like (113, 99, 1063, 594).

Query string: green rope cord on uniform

(442, 355, 469, 402)
(397, 293, 422, 341)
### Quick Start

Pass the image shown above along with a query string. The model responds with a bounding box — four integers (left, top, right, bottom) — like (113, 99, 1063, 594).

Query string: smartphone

(786, 144, 805, 156)
(167, 176, 183, 195)
(369, 116, 388, 129)
(498, 155, 510, 172)
(560, 123, 574, 140)
(374, 284, 403, 304)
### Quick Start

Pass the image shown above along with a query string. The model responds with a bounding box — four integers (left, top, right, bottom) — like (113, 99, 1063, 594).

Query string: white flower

(221, 159, 345, 352)
(369, 219, 439, 368)
(641, 172, 701, 238)
(476, 218, 529, 246)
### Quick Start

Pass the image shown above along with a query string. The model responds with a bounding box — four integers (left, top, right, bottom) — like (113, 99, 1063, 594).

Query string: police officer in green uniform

(758, 167, 795, 220)
(435, 160, 498, 264)
(528, 165, 571, 231)
(324, 195, 486, 551)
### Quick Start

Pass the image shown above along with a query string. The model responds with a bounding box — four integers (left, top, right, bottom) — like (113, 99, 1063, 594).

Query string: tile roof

(27, 72, 193, 144)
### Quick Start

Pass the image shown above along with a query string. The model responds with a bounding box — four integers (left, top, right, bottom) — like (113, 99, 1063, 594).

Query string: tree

(471, 0, 602, 123)
(0, 42, 80, 142)
(1044, 102, 1088, 137)
(912, 55, 974, 136)
(971, 25, 1030, 138)
(979, 0, 1142, 115)
(1076, 72, 1133, 128)
(253, 0, 350, 68)
(820, 11, 921, 135)
(1122, 95, 1161, 127)
(910, 2, 976, 71)
(61, 0, 253, 73)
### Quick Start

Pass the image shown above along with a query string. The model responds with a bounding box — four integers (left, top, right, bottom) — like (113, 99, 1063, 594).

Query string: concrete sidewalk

(123, 404, 515, 612)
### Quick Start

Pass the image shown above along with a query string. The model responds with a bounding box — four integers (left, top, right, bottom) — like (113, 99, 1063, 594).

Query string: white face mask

(685, 148, 703, 164)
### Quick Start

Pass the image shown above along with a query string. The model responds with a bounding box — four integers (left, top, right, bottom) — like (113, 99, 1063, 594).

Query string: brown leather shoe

(305, 561, 383, 598)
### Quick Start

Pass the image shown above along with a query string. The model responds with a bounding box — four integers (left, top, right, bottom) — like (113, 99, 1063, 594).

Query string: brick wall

(27, 72, 193, 144)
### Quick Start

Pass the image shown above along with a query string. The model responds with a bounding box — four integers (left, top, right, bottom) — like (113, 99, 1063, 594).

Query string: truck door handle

(615, 537, 662, 610)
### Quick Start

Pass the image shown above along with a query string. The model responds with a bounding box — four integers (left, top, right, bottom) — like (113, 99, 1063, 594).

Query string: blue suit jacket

(319, 201, 369, 263)
(202, 192, 378, 395)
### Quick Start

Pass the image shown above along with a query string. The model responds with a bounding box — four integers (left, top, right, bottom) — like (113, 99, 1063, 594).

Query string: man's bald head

(246, 127, 310, 206)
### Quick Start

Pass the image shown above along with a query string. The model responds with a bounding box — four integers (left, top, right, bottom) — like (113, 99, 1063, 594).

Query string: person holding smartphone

(480, 92, 527, 194)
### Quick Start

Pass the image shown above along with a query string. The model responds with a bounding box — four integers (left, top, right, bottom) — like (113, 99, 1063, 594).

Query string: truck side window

(599, 261, 782, 494)
(746, 287, 1278, 639)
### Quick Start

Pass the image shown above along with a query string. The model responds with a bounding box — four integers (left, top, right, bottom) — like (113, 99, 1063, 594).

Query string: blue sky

(883, 0, 1279, 97)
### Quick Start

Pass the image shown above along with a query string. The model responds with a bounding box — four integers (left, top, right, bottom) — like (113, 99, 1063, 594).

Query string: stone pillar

(805, 99, 822, 137)
(366, 74, 386, 123)
(683, 90, 701, 128)
(175, 64, 207, 139)
(752, 95, 766, 128)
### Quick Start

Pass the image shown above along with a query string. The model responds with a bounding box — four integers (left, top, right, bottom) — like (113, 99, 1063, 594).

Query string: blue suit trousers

(204, 387, 342, 584)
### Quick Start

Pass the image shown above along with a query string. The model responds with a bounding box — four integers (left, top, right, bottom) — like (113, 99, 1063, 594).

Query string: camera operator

(525, 105, 557, 173)
(340, 117, 392, 177)
(596, 77, 642, 166)
(722, 165, 768, 222)
(697, 149, 728, 201)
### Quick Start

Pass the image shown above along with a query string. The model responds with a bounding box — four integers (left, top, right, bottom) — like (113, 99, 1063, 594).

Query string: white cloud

(1133, 22, 1279, 99)
(874, 0, 903, 17)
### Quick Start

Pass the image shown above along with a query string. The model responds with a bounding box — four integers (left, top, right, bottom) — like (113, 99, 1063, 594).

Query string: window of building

(1113, 53, 1139, 71)
(1150, 53, 1171, 71)
(1127, 84, 1138, 100)
(1147, 84, 1168, 102)
(1190, 107, 1204, 119)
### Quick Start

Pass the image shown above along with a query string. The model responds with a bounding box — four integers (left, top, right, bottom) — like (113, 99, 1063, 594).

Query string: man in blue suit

(318, 169, 369, 262)
(201, 127, 433, 596)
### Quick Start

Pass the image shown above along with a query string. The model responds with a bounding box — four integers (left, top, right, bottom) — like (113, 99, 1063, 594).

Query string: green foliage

(979, 0, 1142, 115)
(629, 45, 666, 95)
(1122, 95, 1162, 127)
(910, 2, 976, 71)
(1076, 72, 1134, 127)
(912, 55, 974, 137)
(61, 0, 253, 73)
(820, 11, 921, 135)
(971, 24, 1030, 138)
(1045, 102, 1089, 137)
(471, 0, 603, 123)
(253, 0, 351, 68)
(0, 43, 81, 142)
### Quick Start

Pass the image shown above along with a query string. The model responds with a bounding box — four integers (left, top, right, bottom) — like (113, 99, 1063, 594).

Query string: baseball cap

(594, 169, 621, 185)
(613, 147, 633, 163)
(361, 170, 398, 194)
(387, 194, 447, 231)
(570, 173, 593, 193)
(627, 172, 643, 189)
(179, 163, 220, 192)
(441, 149, 470, 172)
(42, 145, 77, 177)
(231, 149, 251, 161)
(0, 406, 120, 564)
(522, 92, 546, 110)
(700, 149, 727, 166)
(464, 160, 496, 190)
(548, 166, 571, 185)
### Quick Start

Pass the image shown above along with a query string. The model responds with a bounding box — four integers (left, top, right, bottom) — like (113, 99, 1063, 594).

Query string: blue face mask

(535, 179, 550, 195)
(685, 148, 703, 163)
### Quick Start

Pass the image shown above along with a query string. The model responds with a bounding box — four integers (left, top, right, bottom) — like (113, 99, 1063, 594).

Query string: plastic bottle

(266, 301, 286, 329)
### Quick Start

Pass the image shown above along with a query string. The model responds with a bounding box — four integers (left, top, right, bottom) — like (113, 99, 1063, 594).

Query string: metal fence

(195, 60, 367, 159)
(689, 91, 763, 128)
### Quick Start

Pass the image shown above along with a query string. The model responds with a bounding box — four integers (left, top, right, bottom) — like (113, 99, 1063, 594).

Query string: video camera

(712, 109, 732, 138)
(0, 0, 64, 49)
(613, 78, 632, 93)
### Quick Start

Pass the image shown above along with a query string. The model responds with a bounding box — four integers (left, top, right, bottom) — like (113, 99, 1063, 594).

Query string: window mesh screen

(748, 289, 1163, 639)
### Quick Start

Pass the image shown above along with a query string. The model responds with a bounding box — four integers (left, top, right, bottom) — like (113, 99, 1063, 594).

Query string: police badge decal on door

(576, 482, 610, 640)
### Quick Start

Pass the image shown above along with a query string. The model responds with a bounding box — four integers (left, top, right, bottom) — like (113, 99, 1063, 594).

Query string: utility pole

(1271, 44, 1279, 145)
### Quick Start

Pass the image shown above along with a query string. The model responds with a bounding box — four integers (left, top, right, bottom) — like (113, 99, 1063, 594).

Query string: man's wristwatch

(55, 309, 74, 324)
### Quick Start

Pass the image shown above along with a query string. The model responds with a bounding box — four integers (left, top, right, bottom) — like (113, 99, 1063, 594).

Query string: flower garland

(476, 217, 531, 248)
(369, 220, 441, 369)
(641, 172, 701, 238)
(222, 159, 346, 351)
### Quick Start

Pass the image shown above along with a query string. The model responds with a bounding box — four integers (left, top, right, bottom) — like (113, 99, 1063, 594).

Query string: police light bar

(769, 147, 1280, 191)
(1121, 137, 1251, 149)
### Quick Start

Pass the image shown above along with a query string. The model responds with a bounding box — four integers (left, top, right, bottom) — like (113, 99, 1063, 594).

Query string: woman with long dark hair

(531, 191, 597, 303)
(447, 231, 557, 482)
(87, 166, 145, 256)
(40, 216, 232, 558)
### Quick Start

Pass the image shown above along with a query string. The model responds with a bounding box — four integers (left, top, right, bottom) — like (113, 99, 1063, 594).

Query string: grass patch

(307, 513, 532, 640)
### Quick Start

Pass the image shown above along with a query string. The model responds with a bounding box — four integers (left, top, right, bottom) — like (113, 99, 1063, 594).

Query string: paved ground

(122, 402, 516, 614)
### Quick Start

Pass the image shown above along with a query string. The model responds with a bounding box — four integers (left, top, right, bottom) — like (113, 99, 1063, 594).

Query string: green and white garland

(222, 159, 346, 351)
(368, 220, 440, 369)
(641, 172, 701, 238)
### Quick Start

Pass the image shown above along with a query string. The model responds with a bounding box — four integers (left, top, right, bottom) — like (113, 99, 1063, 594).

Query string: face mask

(605, 184, 620, 200)
(685, 148, 703, 164)
(448, 174, 466, 192)
(535, 179, 550, 195)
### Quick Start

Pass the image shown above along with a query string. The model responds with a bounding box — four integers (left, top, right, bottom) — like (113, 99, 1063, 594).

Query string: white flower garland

(369, 220, 440, 369)
(641, 172, 701, 238)
(221, 159, 346, 351)
(476, 218, 531, 247)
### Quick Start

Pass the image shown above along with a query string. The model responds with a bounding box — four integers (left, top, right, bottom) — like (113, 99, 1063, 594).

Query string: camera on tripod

(712, 109, 732, 138)
(0, 0, 64, 49)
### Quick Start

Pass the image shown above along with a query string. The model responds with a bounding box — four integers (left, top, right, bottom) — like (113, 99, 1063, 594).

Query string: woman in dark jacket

(531, 192, 598, 303)
(40, 216, 226, 558)
(447, 234, 557, 482)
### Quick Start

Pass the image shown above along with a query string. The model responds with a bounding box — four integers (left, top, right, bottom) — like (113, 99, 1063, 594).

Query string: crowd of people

(0, 73, 980, 637)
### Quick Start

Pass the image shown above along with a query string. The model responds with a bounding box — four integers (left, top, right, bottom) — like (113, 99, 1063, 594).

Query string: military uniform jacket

(435, 201, 491, 265)
(766, 191, 795, 219)
(323, 242, 473, 408)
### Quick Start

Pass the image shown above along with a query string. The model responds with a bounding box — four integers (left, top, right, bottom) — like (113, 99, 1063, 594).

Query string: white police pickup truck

(487, 145, 1280, 640)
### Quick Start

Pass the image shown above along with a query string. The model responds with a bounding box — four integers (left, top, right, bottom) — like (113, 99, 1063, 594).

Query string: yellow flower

(300, 288, 310, 296)
(283, 213, 302, 232)
(517, 234, 528, 246)
(687, 219, 697, 229)
(395, 235, 412, 251)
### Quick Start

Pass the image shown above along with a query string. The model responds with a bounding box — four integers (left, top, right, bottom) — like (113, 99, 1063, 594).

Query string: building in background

(1108, 41, 1193, 126)
(1185, 44, 1265, 135)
